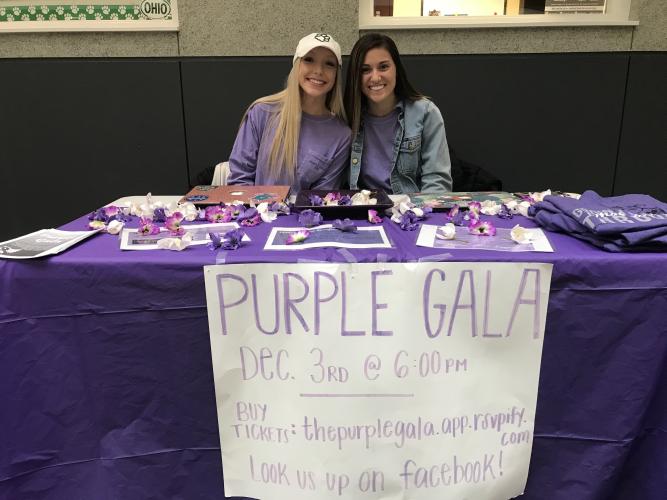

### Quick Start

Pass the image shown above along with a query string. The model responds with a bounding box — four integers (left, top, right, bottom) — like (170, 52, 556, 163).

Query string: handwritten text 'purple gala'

(214, 268, 544, 339)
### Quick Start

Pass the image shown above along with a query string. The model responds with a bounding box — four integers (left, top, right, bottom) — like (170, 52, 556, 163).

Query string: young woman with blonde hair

(344, 33, 452, 194)
(227, 33, 351, 192)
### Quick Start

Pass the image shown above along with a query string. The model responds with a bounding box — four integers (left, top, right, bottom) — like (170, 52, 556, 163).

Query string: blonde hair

(240, 57, 347, 183)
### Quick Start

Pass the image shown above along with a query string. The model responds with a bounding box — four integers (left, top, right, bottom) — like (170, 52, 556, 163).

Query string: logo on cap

(314, 33, 331, 42)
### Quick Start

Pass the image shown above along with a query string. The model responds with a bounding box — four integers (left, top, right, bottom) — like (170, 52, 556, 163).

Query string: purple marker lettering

(423, 269, 446, 338)
(283, 273, 310, 334)
(217, 273, 248, 335)
(447, 270, 478, 337)
(314, 271, 338, 335)
(371, 270, 393, 336)
(506, 268, 541, 338)
(251, 273, 280, 335)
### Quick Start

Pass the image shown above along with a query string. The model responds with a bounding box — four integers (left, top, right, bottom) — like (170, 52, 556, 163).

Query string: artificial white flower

(510, 224, 534, 244)
(505, 200, 532, 217)
(176, 202, 199, 221)
(106, 220, 124, 235)
(436, 223, 457, 240)
(256, 202, 277, 223)
(480, 200, 502, 215)
(350, 189, 378, 205)
(157, 232, 192, 251)
(529, 189, 552, 203)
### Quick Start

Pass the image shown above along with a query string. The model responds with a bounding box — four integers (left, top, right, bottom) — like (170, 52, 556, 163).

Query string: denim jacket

(349, 98, 452, 194)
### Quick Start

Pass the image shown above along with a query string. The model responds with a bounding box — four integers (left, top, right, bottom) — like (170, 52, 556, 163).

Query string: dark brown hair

(344, 33, 423, 136)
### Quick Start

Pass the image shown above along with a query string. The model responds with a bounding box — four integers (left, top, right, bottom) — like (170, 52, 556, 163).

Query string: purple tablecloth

(1, 213, 665, 500)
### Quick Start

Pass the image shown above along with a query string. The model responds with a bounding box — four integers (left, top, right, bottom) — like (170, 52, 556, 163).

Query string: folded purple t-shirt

(529, 191, 667, 251)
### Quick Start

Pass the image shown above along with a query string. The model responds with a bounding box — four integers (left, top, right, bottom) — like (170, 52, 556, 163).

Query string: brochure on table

(0, 229, 99, 259)
(120, 222, 246, 250)
(265, 225, 392, 250)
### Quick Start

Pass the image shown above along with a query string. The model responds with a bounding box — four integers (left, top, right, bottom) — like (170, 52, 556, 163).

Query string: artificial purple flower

(207, 231, 222, 250)
(468, 201, 482, 218)
(237, 207, 258, 223)
(308, 194, 324, 206)
(333, 218, 357, 232)
(323, 192, 341, 205)
(468, 220, 497, 236)
(241, 214, 261, 227)
(520, 194, 536, 203)
(298, 209, 323, 227)
(269, 201, 291, 215)
(444, 205, 465, 226)
(153, 207, 167, 222)
(498, 204, 514, 219)
(399, 210, 421, 231)
(205, 205, 232, 223)
(103, 205, 121, 218)
(216, 228, 246, 250)
(165, 212, 185, 236)
(89, 208, 109, 222)
(338, 195, 352, 206)
(286, 229, 310, 244)
(138, 216, 160, 236)
(368, 209, 382, 224)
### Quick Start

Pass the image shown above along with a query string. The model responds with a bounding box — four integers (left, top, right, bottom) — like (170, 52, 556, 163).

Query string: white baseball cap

(293, 33, 342, 66)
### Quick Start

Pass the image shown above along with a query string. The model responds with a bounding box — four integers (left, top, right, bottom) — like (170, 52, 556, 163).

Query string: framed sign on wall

(0, 0, 178, 32)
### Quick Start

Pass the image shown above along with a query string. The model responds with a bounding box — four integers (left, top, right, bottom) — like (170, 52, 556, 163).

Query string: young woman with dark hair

(344, 33, 452, 194)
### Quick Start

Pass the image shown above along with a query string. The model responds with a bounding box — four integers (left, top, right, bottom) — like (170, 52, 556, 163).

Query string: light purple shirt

(358, 110, 399, 192)
(228, 103, 351, 193)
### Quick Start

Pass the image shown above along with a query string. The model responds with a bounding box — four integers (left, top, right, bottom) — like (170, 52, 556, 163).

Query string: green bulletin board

(0, 0, 178, 31)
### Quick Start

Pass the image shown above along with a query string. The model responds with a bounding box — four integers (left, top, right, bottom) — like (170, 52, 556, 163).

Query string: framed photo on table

(0, 0, 178, 32)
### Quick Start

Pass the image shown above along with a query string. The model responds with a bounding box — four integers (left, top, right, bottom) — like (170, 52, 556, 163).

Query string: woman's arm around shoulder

(420, 99, 453, 193)
(227, 103, 271, 186)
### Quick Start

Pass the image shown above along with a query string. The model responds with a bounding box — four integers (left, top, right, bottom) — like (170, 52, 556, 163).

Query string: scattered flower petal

(88, 220, 106, 231)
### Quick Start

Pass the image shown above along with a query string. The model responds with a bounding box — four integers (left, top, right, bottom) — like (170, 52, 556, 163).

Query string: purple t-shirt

(228, 103, 351, 193)
(358, 110, 399, 193)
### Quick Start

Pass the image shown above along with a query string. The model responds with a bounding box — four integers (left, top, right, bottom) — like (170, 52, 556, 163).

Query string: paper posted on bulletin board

(0, 0, 178, 32)
(205, 261, 553, 500)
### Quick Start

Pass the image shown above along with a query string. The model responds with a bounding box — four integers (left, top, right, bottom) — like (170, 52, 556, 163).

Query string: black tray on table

(294, 189, 393, 220)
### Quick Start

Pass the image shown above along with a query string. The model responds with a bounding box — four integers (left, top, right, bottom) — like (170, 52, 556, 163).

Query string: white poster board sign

(205, 262, 553, 500)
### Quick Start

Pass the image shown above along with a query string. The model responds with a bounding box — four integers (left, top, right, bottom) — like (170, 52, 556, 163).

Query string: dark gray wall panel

(181, 57, 291, 186)
(0, 59, 187, 242)
(615, 53, 667, 202)
(404, 53, 629, 194)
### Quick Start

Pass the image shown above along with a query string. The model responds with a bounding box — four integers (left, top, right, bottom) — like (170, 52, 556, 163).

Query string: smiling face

(360, 47, 397, 111)
(298, 46, 337, 102)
